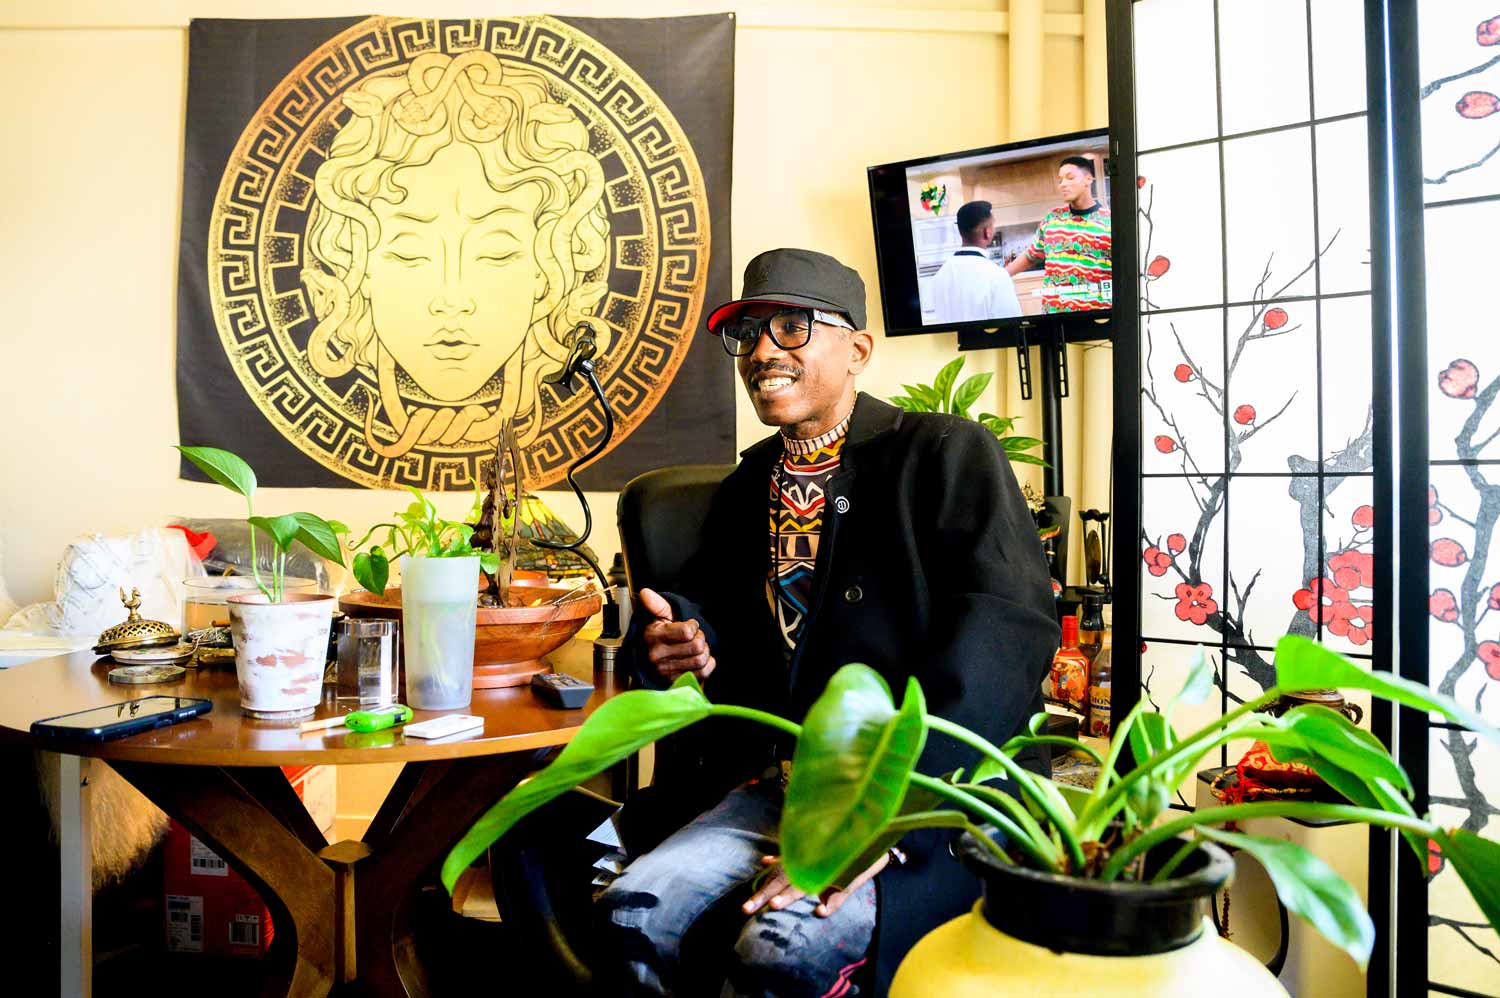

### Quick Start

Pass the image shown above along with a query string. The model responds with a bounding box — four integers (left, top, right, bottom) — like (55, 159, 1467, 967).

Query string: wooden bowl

(339, 585, 603, 689)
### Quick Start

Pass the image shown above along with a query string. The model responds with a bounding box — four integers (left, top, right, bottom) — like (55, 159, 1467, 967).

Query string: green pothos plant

(444, 635, 1500, 970)
(888, 356, 1047, 467)
(176, 446, 346, 602)
(346, 485, 502, 596)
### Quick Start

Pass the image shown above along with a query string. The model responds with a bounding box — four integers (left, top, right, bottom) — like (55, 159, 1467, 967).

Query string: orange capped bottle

(1044, 615, 1091, 715)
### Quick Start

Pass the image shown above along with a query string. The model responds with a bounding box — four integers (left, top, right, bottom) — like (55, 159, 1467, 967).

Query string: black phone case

(31, 697, 214, 743)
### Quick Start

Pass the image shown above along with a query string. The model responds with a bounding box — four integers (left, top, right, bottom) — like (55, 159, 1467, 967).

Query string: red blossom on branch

(1167, 533, 1187, 555)
(1154, 435, 1178, 453)
(1233, 404, 1257, 425)
(1432, 537, 1470, 567)
(1328, 549, 1375, 591)
(1480, 16, 1500, 46)
(1489, 582, 1500, 610)
(1352, 504, 1374, 528)
(1431, 589, 1460, 622)
(1439, 359, 1480, 399)
(1457, 91, 1500, 118)
(1137, 175, 1147, 188)
(1428, 839, 1445, 876)
(1174, 582, 1217, 625)
(1174, 364, 1194, 383)
(1293, 577, 1350, 624)
(1326, 601, 1373, 646)
(1262, 307, 1289, 330)
(1147, 256, 1172, 278)
(1480, 641, 1500, 681)
(1430, 485, 1443, 525)
(1142, 545, 1174, 577)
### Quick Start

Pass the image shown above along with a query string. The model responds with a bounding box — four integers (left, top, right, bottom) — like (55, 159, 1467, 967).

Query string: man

(928, 200, 1022, 324)
(598, 248, 1058, 997)
(1006, 155, 1113, 313)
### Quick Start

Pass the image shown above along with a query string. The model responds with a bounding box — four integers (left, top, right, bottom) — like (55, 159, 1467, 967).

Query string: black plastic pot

(955, 832, 1235, 956)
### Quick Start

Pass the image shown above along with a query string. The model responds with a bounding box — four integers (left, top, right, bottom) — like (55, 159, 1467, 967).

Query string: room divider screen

(1117, 1, 1500, 995)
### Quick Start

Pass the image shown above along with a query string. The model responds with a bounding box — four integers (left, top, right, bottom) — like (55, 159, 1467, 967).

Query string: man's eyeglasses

(717, 308, 853, 357)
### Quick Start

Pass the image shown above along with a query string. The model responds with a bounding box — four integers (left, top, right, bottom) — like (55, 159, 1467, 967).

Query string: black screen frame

(868, 126, 1114, 342)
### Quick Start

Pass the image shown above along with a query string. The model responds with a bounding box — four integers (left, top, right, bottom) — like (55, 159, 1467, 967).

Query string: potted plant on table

(346, 488, 501, 710)
(176, 446, 347, 718)
(441, 635, 1500, 996)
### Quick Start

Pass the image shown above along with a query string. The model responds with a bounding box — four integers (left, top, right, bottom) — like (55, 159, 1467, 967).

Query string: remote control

(531, 671, 595, 709)
(403, 714, 484, 739)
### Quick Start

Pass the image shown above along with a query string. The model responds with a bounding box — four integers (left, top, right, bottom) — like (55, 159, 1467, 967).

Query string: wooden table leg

(350, 751, 545, 997)
(111, 762, 337, 998)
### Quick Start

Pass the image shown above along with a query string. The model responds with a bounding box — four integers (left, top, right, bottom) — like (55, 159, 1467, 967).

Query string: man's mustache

(747, 362, 802, 379)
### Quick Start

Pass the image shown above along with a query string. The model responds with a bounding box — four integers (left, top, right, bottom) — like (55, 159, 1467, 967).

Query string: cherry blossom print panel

(1222, 303, 1317, 473)
(1310, 0, 1369, 119)
(1223, 128, 1319, 304)
(1425, 200, 1500, 459)
(1141, 476, 1226, 643)
(1319, 295, 1376, 464)
(1218, 0, 1312, 135)
(1141, 309, 1226, 475)
(1137, 144, 1225, 313)
(1313, 117, 1374, 295)
(1419, 0, 1500, 201)
(1132, 0, 1219, 152)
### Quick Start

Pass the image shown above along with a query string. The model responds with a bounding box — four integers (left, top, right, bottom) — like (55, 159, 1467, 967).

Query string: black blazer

(628, 392, 1060, 996)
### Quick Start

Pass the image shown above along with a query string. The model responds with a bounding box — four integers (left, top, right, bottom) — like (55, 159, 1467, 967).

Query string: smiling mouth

(750, 371, 800, 399)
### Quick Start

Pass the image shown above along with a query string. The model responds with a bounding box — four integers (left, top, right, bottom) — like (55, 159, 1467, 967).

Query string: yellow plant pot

(892, 835, 1286, 998)
(892, 905, 1285, 998)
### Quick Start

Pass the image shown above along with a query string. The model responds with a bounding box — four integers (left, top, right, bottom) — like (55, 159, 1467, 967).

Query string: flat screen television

(868, 128, 1113, 337)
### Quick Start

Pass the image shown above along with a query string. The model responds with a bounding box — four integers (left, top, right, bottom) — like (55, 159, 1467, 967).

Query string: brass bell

(93, 587, 182, 654)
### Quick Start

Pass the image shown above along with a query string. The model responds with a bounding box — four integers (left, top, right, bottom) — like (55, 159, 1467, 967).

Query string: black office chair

(486, 464, 734, 993)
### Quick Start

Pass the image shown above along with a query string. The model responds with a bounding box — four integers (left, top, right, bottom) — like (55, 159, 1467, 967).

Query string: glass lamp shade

(513, 494, 598, 578)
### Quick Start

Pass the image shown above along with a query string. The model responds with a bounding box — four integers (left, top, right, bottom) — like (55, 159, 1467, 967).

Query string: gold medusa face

(362, 145, 545, 403)
(206, 17, 710, 490)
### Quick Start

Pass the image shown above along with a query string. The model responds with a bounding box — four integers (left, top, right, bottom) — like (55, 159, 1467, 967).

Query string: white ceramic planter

(227, 592, 335, 718)
(400, 555, 479, 710)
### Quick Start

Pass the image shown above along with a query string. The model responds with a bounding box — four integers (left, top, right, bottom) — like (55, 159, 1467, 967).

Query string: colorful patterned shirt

(1024, 202, 1113, 313)
(768, 412, 852, 652)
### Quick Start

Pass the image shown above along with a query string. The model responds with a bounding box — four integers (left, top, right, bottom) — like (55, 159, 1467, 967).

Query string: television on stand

(867, 127, 1114, 348)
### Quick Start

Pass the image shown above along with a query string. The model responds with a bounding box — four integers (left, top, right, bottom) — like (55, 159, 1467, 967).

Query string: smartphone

(31, 696, 214, 742)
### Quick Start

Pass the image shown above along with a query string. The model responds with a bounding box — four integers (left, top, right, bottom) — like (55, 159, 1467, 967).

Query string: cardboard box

(162, 765, 336, 956)
(163, 822, 273, 957)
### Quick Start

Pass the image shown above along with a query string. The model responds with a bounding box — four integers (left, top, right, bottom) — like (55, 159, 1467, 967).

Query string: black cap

(706, 248, 866, 332)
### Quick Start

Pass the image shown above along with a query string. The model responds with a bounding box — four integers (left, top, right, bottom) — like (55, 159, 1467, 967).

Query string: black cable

(532, 360, 612, 597)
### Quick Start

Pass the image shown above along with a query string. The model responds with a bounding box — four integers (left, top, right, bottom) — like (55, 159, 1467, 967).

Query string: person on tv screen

(928, 200, 1022, 324)
(1006, 155, 1112, 313)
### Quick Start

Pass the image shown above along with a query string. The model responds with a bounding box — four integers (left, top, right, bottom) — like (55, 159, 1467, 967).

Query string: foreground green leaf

(781, 665, 927, 894)
(1274, 635, 1497, 738)
(177, 445, 257, 499)
(1435, 828, 1500, 934)
(352, 549, 389, 596)
(1197, 825, 1375, 969)
(441, 674, 713, 892)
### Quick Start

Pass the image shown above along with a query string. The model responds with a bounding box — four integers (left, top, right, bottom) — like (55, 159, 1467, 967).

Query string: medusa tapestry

(176, 15, 734, 490)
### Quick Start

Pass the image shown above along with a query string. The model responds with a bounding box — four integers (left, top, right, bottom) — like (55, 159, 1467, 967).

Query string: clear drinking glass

(400, 556, 478, 710)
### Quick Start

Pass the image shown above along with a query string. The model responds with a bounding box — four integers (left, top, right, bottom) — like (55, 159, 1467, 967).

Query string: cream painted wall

(0, 0, 1106, 610)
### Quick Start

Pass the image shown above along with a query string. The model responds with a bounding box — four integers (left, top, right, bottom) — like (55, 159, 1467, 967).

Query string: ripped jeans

(596, 779, 876, 997)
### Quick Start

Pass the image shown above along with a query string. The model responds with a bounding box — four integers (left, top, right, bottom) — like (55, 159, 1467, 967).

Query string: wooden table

(0, 639, 621, 997)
